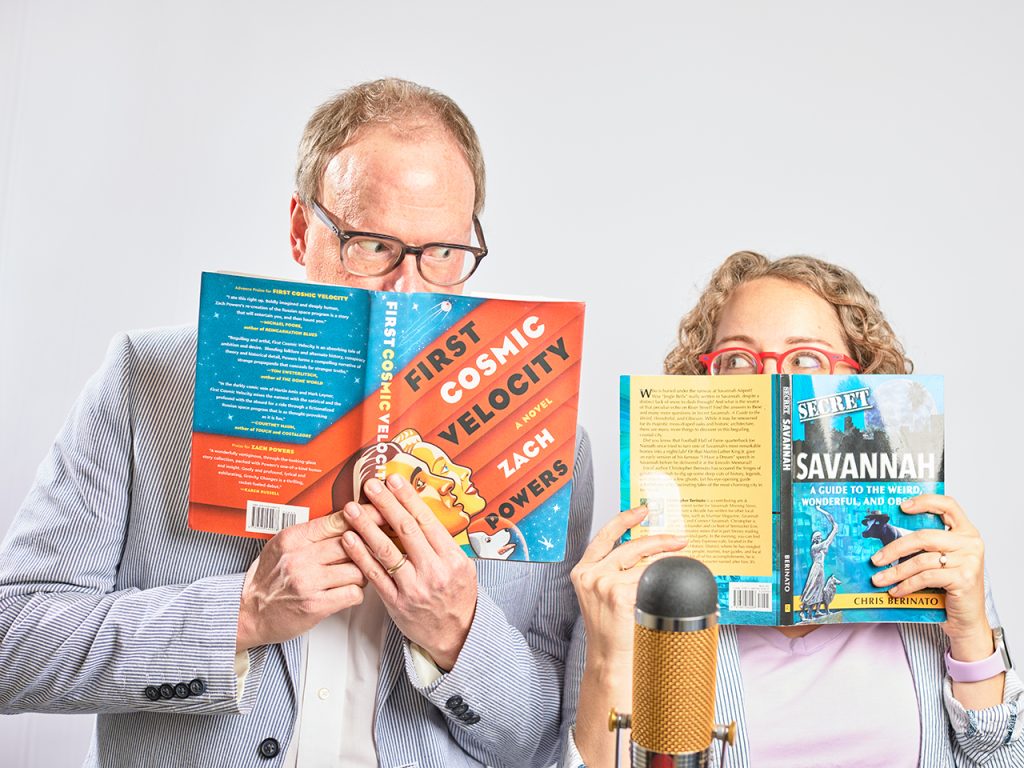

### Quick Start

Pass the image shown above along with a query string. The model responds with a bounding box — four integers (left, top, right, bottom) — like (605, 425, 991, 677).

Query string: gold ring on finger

(386, 553, 408, 575)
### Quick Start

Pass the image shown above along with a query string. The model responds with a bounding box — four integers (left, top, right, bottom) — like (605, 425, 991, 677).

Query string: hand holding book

(234, 505, 385, 652)
(341, 473, 479, 671)
(869, 493, 1000, 706)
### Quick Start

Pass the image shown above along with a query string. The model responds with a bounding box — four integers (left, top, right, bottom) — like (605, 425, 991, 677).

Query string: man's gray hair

(296, 78, 485, 215)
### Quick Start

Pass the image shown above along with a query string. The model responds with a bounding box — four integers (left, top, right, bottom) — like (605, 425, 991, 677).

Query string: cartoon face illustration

(333, 441, 472, 537)
(394, 428, 486, 516)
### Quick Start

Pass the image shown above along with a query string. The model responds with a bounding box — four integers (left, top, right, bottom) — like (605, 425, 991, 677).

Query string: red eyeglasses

(699, 347, 862, 376)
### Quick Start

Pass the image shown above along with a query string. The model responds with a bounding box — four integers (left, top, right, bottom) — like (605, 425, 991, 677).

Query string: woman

(566, 252, 1022, 767)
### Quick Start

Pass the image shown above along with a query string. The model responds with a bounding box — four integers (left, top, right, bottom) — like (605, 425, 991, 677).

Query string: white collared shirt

(236, 587, 444, 767)
(284, 587, 388, 767)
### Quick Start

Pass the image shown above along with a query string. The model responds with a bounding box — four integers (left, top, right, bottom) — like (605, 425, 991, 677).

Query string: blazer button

(452, 703, 469, 716)
(258, 738, 281, 759)
(174, 683, 191, 699)
(459, 709, 476, 722)
(466, 714, 481, 725)
(159, 683, 175, 700)
(188, 678, 206, 696)
(445, 695, 463, 710)
(144, 686, 160, 701)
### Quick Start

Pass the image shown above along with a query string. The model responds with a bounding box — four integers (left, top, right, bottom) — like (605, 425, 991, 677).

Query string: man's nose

(383, 254, 428, 293)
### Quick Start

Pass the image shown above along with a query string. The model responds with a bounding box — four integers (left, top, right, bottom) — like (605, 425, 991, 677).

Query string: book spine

(619, 375, 632, 540)
(777, 373, 795, 625)
(362, 293, 399, 454)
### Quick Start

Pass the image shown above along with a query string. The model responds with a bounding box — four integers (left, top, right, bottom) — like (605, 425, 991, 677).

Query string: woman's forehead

(716, 278, 846, 348)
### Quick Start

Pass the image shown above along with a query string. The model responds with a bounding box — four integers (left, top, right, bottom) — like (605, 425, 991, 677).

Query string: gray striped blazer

(562, 608, 1024, 766)
(0, 326, 594, 768)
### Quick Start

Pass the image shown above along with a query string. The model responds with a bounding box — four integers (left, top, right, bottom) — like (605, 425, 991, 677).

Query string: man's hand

(235, 508, 384, 652)
(341, 474, 478, 671)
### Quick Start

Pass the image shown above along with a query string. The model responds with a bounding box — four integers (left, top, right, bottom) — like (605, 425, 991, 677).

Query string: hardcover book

(188, 272, 585, 562)
(621, 374, 945, 624)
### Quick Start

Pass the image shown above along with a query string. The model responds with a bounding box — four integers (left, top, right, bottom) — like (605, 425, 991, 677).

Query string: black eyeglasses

(309, 199, 487, 287)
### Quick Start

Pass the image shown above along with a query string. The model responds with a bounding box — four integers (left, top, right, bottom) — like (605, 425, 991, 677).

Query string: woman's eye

(414, 478, 426, 491)
(725, 354, 754, 369)
(792, 354, 825, 369)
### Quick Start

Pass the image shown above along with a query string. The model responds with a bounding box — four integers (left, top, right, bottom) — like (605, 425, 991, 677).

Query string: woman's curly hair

(663, 251, 912, 375)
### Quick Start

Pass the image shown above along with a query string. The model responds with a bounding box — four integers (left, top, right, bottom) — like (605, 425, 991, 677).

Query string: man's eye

(355, 239, 390, 255)
(414, 478, 426, 491)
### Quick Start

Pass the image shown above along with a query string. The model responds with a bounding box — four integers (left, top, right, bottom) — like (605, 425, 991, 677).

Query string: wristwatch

(945, 627, 1013, 683)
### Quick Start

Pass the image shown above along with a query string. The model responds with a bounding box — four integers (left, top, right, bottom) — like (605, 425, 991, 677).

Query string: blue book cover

(621, 374, 945, 625)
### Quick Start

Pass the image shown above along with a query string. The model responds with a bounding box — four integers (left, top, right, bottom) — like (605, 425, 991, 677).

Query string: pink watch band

(944, 647, 1006, 683)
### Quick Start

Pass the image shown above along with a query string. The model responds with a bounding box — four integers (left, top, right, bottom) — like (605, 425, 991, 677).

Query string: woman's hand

(569, 506, 687, 768)
(870, 494, 988, 642)
(570, 506, 688, 661)
(870, 494, 1002, 708)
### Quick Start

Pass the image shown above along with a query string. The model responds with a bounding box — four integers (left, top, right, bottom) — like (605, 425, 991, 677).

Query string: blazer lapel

(375, 621, 405, 722)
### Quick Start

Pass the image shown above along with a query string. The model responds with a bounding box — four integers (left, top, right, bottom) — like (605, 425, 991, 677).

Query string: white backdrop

(2, 1, 1022, 765)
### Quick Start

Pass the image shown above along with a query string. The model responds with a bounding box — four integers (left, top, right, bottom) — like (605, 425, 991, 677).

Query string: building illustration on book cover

(189, 272, 585, 562)
(621, 374, 945, 625)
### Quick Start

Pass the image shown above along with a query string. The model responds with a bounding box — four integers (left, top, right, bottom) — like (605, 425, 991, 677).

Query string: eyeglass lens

(711, 348, 833, 375)
(343, 237, 476, 286)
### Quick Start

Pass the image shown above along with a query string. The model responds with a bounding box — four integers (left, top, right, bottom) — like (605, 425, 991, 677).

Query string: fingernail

(387, 474, 405, 490)
(888, 586, 901, 597)
(344, 502, 361, 519)
(342, 531, 357, 546)
(871, 553, 882, 565)
(365, 479, 384, 495)
(901, 499, 914, 510)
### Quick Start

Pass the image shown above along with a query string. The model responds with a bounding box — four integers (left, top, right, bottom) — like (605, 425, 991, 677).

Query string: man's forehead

(319, 123, 473, 220)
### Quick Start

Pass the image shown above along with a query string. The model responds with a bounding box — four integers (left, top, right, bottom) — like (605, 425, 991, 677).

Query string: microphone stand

(609, 711, 736, 768)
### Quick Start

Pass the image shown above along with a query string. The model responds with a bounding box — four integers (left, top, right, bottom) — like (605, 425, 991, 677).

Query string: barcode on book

(728, 582, 773, 612)
(245, 501, 310, 534)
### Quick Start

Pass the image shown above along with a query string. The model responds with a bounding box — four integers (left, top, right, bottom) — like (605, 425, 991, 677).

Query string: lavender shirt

(737, 623, 920, 767)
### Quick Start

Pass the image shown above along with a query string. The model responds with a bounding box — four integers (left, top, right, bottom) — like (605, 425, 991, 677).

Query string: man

(0, 78, 593, 768)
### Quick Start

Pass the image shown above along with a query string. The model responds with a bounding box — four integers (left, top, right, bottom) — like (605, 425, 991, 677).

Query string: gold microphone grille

(632, 623, 718, 754)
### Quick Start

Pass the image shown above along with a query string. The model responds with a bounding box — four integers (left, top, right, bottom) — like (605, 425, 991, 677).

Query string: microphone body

(630, 556, 721, 768)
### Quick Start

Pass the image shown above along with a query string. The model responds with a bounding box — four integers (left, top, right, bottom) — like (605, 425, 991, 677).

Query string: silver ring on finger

(938, 552, 948, 567)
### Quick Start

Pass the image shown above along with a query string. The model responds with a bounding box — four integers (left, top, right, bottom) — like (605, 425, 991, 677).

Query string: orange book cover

(188, 272, 585, 561)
